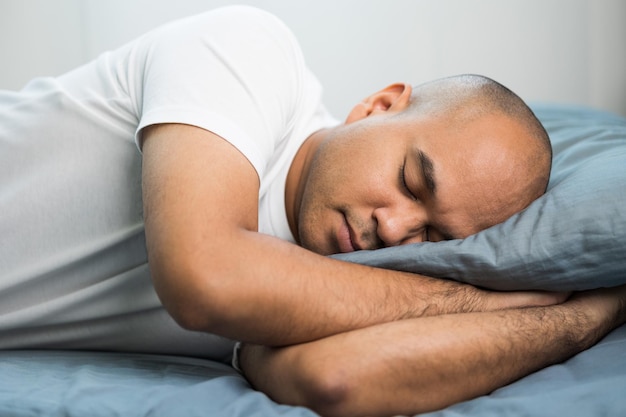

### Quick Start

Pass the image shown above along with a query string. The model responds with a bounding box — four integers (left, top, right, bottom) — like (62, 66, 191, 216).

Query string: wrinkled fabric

(336, 104, 626, 291)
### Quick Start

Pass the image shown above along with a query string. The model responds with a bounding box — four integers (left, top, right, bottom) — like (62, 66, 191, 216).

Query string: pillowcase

(334, 104, 626, 291)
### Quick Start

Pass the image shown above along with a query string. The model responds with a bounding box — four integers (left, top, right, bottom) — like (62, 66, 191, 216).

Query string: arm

(141, 124, 562, 346)
(240, 285, 626, 417)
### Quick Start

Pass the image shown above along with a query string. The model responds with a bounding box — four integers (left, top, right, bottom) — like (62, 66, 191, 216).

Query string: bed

(1, 103, 625, 416)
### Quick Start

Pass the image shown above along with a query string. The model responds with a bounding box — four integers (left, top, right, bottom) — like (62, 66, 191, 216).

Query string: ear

(345, 83, 412, 124)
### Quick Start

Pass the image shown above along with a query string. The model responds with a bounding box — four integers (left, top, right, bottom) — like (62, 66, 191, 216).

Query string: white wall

(1, 0, 625, 117)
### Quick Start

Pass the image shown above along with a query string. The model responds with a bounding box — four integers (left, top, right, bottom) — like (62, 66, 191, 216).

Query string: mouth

(337, 213, 358, 253)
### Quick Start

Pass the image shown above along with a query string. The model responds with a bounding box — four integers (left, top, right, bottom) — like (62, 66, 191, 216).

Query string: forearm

(240, 287, 626, 417)
(152, 229, 562, 346)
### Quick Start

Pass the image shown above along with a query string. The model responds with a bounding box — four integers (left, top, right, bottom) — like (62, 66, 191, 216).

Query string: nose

(372, 204, 427, 247)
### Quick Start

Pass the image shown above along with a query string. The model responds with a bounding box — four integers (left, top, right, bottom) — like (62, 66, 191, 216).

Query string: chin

(298, 232, 327, 255)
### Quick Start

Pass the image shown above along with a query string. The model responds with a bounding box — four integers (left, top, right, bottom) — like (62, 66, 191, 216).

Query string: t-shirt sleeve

(133, 5, 306, 180)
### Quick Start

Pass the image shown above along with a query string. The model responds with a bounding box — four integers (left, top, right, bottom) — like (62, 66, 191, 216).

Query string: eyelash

(400, 163, 417, 201)
(400, 163, 430, 241)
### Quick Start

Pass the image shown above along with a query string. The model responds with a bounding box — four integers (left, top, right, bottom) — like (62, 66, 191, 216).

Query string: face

(295, 108, 541, 256)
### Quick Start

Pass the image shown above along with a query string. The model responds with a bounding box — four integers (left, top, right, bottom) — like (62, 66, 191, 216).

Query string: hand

(568, 284, 626, 333)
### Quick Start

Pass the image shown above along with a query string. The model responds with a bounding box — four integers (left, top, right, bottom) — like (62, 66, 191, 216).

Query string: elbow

(290, 354, 357, 417)
(304, 372, 351, 416)
(166, 299, 217, 333)
(242, 345, 355, 417)
(149, 261, 228, 334)
(165, 283, 236, 335)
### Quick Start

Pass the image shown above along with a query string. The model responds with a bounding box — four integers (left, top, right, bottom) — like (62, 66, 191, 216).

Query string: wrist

(567, 286, 626, 347)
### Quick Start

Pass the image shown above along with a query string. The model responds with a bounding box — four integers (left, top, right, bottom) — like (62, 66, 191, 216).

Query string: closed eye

(400, 163, 431, 242)
(399, 162, 417, 201)
(398, 162, 430, 242)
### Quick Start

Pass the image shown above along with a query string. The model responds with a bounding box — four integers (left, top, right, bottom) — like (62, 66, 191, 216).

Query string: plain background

(1, 0, 624, 118)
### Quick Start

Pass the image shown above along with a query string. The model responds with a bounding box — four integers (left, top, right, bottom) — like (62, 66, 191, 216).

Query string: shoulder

(134, 6, 315, 180)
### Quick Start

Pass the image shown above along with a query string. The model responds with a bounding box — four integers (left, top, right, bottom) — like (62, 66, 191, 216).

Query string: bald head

(403, 74, 552, 230)
(409, 75, 551, 160)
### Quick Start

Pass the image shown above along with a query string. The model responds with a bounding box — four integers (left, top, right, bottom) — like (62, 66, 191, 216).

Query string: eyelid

(400, 162, 417, 201)
(401, 161, 432, 243)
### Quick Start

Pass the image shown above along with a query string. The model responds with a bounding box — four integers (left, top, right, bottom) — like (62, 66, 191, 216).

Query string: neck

(285, 128, 328, 243)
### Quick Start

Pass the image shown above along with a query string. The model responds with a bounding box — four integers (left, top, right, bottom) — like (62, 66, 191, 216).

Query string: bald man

(2, 6, 625, 417)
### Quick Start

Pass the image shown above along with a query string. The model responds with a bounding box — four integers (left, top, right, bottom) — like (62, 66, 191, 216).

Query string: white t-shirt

(0, 6, 337, 360)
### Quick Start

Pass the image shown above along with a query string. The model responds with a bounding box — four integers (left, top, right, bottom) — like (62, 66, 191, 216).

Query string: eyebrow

(417, 150, 437, 196)
(416, 149, 457, 240)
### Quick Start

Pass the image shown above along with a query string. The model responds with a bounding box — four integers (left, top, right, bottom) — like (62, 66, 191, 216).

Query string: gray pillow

(334, 104, 626, 291)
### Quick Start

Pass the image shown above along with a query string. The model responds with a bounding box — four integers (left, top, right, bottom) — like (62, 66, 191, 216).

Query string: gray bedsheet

(1, 324, 624, 416)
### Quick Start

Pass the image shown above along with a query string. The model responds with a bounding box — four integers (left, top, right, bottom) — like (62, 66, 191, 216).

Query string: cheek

(295, 151, 335, 251)
(296, 145, 361, 251)
(306, 128, 400, 206)
(308, 141, 355, 191)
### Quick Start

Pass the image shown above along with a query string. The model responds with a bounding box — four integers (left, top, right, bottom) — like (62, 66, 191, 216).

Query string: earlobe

(345, 83, 412, 124)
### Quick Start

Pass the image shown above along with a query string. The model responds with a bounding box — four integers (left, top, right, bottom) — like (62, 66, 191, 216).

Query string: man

(1, 5, 624, 417)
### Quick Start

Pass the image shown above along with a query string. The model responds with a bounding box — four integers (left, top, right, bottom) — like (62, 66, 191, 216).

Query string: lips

(337, 214, 357, 253)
